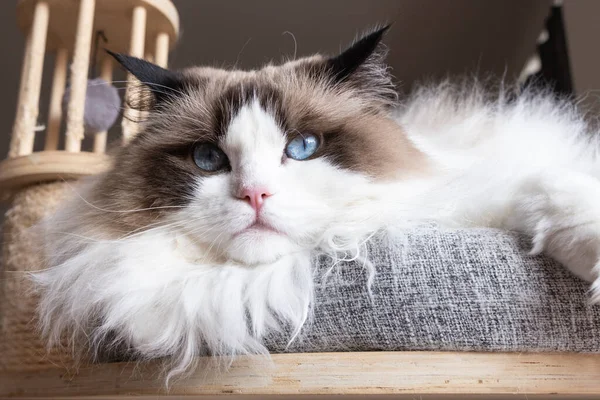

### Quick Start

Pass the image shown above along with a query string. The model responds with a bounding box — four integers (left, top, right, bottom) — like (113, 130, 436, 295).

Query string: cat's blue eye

(192, 142, 228, 172)
(285, 133, 319, 161)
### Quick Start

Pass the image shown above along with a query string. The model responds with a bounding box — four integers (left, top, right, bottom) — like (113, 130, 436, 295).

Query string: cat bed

(266, 225, 600, 354)
(3, 183, 598, 371)
(2, 183, 600, 398)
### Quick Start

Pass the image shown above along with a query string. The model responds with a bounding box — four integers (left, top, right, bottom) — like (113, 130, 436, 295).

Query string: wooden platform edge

(0, 151, 110, 192)
(2, 351, 600, 397)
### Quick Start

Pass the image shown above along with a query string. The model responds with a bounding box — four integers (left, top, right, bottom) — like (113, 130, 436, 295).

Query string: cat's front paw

(510, 171, 600, 284)
(588, 263, 600, 304)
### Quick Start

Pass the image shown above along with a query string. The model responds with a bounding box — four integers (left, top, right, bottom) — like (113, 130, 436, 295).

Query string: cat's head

(99, 26, 425, 265)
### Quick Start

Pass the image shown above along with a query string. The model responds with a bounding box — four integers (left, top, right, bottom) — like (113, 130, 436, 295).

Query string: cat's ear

(327, 25, 390, 82)
(325, 25, 397, 106)
(107, 50, 183, 103)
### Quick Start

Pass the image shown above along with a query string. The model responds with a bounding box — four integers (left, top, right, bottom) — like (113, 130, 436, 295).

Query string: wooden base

(16, 0, 179, 56)
(0, 151, 110, 192)
(1, 351, 600, 398)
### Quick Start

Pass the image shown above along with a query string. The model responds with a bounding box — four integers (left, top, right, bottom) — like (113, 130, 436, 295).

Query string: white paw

(528, 215, 600, 283)
(510, 171, 600, 284)
(590, 270, 600, 304)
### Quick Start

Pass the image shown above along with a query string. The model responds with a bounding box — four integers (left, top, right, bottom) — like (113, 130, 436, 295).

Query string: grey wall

(169, 0, 551, 83)
(0, 0, 559, 161)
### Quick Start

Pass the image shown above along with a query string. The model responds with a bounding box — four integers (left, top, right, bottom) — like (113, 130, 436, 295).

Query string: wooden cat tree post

(0, 0, 178, 375)
(0, 0, 178, 189)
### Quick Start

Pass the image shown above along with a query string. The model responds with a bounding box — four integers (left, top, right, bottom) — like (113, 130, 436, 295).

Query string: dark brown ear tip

(103, 50, 183, 103)
(379, 24, 392, 33)
(104, 48, 118, 58)
(326, 24, 393, 82)
(104, 49, 130, 66)
(368, 24, 392, 41)
(105, 49, 138, 65)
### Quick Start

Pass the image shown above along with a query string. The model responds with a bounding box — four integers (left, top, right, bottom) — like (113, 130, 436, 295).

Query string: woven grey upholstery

(266, 225, 600, 353)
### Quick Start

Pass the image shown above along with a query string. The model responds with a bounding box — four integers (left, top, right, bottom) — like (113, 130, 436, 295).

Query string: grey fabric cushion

(266, 225, 600, 353)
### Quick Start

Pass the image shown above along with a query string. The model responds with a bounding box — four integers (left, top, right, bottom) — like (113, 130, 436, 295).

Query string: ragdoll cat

(33, 26, 600, 379)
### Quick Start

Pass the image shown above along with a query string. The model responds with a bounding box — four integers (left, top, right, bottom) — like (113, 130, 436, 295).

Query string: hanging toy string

(62, 28, 121, 135)
(89, 30, 108, 78)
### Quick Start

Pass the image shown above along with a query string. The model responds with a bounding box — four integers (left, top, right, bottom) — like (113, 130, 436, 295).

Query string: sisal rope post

(9, 1, 49, 158)
(64, 0, 95, 153)
(93, 57, 113, 154)
(154, 32, 169, 68)
(0, 182, 75, 372)
(121, 5, 147, 144)
(44, 48, 68, 151)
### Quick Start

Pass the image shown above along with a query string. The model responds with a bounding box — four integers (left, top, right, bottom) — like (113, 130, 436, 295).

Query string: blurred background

(0, 0, 600, 159)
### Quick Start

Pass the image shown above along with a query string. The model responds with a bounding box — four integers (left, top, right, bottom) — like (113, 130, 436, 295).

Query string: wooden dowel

(15, 34, 33, 111)
(93, 57, 113, 154)
(154, 32, 169, 68)
(65, 0, 95, 153)
(9, 1, 49, 157)
(121, 5, 147, 143)
(130, 6, 147, 58)
(8, 33, 32, 157)
(44, 48, 68, 151)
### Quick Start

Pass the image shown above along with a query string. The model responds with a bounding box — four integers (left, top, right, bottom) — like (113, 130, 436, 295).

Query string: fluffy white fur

(396, 81, 600, 286)
(33, 81, 600, 382)
(33, 99, 395, 381)
(35, 228, 313, 380)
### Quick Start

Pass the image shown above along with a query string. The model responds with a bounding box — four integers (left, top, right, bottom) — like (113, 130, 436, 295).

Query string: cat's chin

(226, 230, 299, 265)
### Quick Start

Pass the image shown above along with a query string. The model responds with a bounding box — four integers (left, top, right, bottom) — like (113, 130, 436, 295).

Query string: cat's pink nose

(239, 187, 272, 212)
